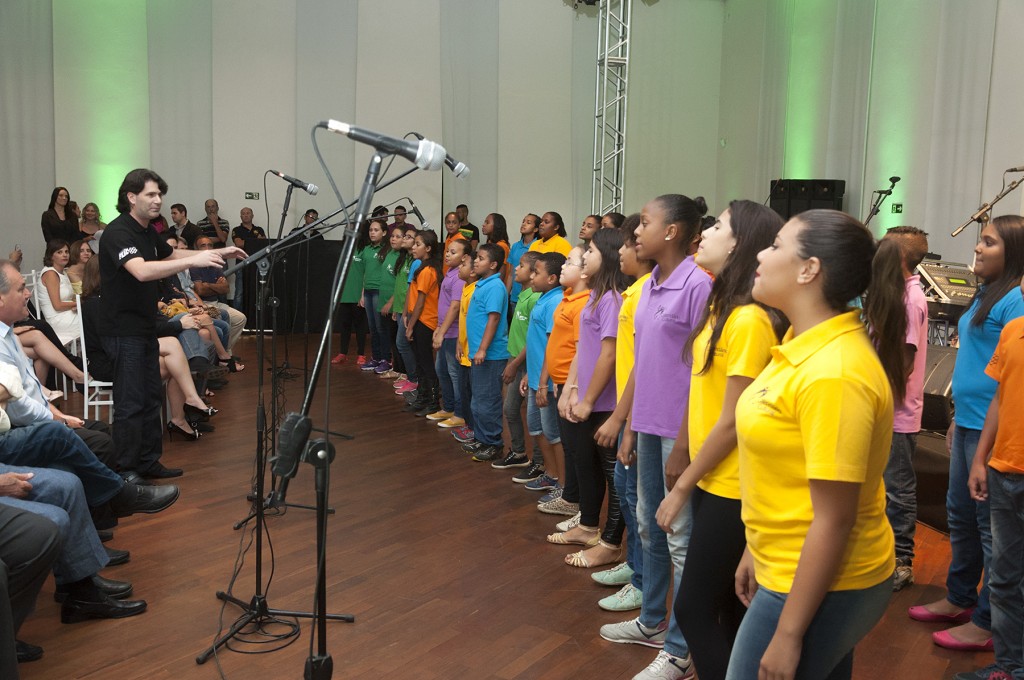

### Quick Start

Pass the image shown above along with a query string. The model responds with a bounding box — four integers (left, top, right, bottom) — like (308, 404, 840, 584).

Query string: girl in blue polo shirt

(910, 216, 1024, 653)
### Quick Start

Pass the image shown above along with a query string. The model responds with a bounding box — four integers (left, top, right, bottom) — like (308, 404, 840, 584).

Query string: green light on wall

(52, 0, 150, 220)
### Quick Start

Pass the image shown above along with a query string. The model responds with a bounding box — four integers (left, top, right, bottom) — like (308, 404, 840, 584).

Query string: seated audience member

(0, 500, 59, 677)
(37, 240, 80, 346)
(79, 258, 220, 441)
(0, 373, 146, 625)
(190, 236, 246, 357)
(65, 239, 93, 295)
(0, 260, 125, 476)
(10, 326, 85, 397)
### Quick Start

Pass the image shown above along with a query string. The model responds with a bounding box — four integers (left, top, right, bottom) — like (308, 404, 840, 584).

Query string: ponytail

(864, 237, 909, 404)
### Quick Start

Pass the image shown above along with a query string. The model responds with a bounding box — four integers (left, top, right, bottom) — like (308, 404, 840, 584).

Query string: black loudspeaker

(769, 179, 845, 219)
(921, 344, 957, 432)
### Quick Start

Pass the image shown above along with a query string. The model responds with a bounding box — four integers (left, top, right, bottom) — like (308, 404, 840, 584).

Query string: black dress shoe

(61, 593, 147, 623)
(104, 545, 130, 566)
(141, 462, 184, 479)
(97, 528, 114, 542)
(109, 481, 180, 517)
(120, 471, 151, 486)
(16, 639, 43, 663)
(192, 420, 215, 433)
(54, 574, 133, 602)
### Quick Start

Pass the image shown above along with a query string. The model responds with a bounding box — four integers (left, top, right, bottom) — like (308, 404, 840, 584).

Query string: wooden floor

(18, 335, 993, 679)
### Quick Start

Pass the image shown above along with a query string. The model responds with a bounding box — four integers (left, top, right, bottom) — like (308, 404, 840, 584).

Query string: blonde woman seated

(80, 258, 219, 440)
(65, 239, 93, 295)
(37, 239, 79, 345)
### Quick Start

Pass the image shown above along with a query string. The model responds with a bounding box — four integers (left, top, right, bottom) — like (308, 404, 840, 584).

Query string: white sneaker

(632, 650, 694, 680)
(599, 617, 667, 648)
(599, 583, 643, 612)
(555, 511, 582, 532)
(592, 561, 635, 586)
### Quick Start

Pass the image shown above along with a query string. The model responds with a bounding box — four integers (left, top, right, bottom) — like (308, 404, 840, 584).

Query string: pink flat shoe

(908, 604, 974, 624)
(931, 629, 993, 652)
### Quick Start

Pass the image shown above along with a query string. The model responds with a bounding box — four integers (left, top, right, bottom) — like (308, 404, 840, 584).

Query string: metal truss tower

(591, 0, 632, 216)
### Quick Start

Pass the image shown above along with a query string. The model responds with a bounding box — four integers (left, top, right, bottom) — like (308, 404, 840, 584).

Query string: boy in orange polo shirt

(537, 246, 589, 515)
(967, 276, 1024, 680)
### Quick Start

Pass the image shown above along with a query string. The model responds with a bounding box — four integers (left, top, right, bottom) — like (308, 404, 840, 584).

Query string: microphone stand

(270, 151, 387, 680)
(196, 187, 353, 668)
(862, 177, 898, 228)
(951, 175, 1024, 237)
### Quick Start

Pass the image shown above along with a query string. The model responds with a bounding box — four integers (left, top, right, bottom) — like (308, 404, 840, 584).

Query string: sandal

(565, 540, 622, 569)
(546, 525, 599, 546)
(218, 357, 245, 372)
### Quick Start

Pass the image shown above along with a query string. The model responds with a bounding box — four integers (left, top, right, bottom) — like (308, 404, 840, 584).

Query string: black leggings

(675, 487, 747, 680)
(410, 321, 437, 389)
(381, 313, 403, 372)
(334, 302, 367, 356)
(572, 411, 623, 545)
(556, 401, 580, 504)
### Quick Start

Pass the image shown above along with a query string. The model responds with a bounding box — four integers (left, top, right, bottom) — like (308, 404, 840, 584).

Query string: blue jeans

(526, 388, 561, 445)
(395, 313, 417, 381)
(947, 425, 991, 630)
(0, 465, 107, 584)
(0, 421, 123, 506)
(726, 580, 891, 680)
(101, 334, 164, 474)
(883, 432, 918, 563)
(363, 290, 387, 361)
(436, 337, 460, 414)
(615, 456, 643, 591)
(988, 468, 1024, 675)
(470, 359, 505, 446)
(635, 432, 691, 659)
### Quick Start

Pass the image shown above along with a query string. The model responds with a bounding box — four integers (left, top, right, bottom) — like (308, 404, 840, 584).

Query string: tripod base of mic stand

(195, 592, 354, 665)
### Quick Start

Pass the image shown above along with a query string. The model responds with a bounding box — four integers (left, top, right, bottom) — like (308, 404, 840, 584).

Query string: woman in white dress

(38, 239, 80, 345)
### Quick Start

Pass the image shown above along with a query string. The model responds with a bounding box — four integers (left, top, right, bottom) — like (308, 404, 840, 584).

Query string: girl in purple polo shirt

(551, 229, 631, 570)
(596, 194, 712, 679)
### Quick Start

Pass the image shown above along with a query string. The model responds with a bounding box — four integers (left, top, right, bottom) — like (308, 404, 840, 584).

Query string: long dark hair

(684, 201, 785, 374)
(654, 194, 709, 252)
(48, 186, 70, 212)
(487, 213, 510, 246)
(794, 209, 908, 403)
(413, 229, 442, 287)
(970, 215, 1024, 327)
(371, 219, 392, 262)
(82, 254, 102, 298)
(394, 225, 418, 272)
(603, 212, 625, 229)
(586, 228, 631, 307)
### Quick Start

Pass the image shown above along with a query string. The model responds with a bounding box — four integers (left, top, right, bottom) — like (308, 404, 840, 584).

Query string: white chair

(25, 269, 40, 319)
(74, 294, 114, 421)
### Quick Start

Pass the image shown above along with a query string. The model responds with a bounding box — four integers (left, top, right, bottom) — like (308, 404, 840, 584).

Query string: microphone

(319, 120, 446, 171)
(889, 176, 901, 184)
(270, 170, 318, 195)
(271, 412, 312, 479)
(406, 200, 432, 231)
(409, 132, 470, 179)
(1007, 166, 1024, 173)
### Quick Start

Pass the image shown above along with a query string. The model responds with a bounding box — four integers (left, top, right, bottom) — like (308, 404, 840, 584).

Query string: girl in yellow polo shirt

(727, 210, 907, 680)
(654, 200, 784, 680)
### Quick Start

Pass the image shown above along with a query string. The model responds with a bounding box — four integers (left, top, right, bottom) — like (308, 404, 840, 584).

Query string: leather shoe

(97, 528, 114, 543)
(141, 462, 183, 479)
(16, 640, 43, 662)
(121, 471, 151, 486)
(192, 420, 215, 433)
(104, 545, 130, 566)
(61, 593, 147, 623)
(54, 575, 133, 603)
(109, 482, 179, 518)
